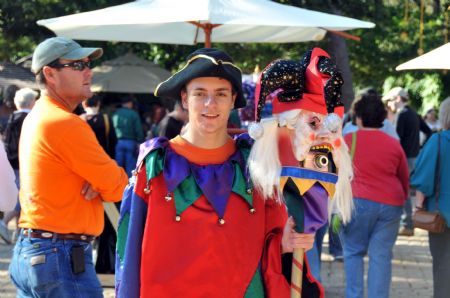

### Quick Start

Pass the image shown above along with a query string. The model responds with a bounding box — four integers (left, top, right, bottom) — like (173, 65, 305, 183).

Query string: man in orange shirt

(9, 37, 128, 297)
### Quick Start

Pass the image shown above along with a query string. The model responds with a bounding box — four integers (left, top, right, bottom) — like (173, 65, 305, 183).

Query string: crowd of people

(0, 36, 449, 298)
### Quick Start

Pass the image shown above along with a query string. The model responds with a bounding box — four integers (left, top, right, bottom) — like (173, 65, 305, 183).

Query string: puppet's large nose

(316, 126, 332, 141)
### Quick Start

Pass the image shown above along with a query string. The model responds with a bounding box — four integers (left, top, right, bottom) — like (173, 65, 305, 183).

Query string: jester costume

(116, 133, 324, 297)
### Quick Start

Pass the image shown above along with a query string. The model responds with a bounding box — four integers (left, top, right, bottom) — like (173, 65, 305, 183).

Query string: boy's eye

(193, 91, 205, 97)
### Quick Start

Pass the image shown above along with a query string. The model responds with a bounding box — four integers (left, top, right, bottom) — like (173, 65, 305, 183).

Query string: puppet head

(248, 48, 353, 224)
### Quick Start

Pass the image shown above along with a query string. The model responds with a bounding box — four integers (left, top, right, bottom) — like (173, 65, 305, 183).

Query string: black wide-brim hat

(154, 48, 246, 109)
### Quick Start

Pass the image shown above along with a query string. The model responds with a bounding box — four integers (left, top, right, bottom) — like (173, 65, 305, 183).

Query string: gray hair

(439, 97, 450, 130)
(14, 88, 38, 109)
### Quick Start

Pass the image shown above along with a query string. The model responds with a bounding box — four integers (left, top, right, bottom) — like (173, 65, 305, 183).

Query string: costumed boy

(248, 48, 354, 297)
(115, 48, 315, 298)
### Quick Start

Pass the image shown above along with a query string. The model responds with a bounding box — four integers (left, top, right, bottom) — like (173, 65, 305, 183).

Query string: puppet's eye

(313, 154, 329, 169)
(308, 116, 321, 129)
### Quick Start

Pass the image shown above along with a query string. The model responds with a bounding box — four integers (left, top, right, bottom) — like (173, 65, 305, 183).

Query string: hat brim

(155, 58, 246, 109)
(381, 95, 394, 102)
(61, 47, 103, 61)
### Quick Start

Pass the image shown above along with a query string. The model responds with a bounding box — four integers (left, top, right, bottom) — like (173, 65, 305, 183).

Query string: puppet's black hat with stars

(253, 48, 344, 122)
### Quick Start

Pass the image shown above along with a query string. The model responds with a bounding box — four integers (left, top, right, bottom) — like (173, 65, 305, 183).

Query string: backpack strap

(103, 113, 110, 149)
(350, 131, 357, 161)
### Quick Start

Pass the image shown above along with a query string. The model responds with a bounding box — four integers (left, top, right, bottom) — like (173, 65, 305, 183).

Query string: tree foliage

(0, 0, 448, 110)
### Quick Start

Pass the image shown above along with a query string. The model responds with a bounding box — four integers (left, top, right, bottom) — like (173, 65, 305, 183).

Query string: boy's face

(181, 77, 236, 138)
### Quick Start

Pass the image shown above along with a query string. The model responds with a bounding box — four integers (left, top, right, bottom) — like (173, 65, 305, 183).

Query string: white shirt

(0, 139, 18, 211)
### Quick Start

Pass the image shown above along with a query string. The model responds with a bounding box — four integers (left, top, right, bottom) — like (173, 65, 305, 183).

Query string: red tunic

(136, 137, 290, 297)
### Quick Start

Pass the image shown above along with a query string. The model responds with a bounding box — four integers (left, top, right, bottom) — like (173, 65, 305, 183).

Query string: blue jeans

(401, 157, 416, 229)
(9, 232, 103, 298)
(328, 220, 343, 258)
(115, 139, 138, 177)
(14, 169, 21, 212)
(340, 198, 402, 298)
(429, 227, 450, 298)
(306, 223, 328, 282)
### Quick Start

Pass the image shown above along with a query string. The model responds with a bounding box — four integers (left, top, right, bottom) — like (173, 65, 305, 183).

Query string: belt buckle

(80, 235, 87, 241)
(41, 232, 53, 238)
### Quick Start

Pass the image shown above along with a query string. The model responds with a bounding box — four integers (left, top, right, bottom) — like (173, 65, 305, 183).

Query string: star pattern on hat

(256, 60, 305, 122)
(317, 57, 344, 114)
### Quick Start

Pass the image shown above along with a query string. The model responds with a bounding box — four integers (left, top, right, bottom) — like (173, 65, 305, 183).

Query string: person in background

(0, 87, 38, 244)
(420, 108, 441, 146)
(423, 108, 441, 132)
(144, 103, 166, 139)
(81, 95, 117, 158)
(382, 87, 432, 236)
(9, 37, 128, 297)
(157, 100, 188, 139)
(342, 91, 409, 298)
(343, 87, 399, 140)
(81, 95, 119, 274)
(112, 95, 144, 176)
(411, 97, 450, 298)
(0, 85, 19, 134)
(0, 139, 17, 213)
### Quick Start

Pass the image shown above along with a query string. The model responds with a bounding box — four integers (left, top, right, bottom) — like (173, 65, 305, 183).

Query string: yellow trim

(280, 176, 336, 198)
(154, 54, 241, 96)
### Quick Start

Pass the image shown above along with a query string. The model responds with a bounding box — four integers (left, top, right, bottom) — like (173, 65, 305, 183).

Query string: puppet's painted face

(278, 110, 343, 173)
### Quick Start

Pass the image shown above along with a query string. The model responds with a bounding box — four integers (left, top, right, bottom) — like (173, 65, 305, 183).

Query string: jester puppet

(248, 48, 354, 297)
(115, 48, 318, 298)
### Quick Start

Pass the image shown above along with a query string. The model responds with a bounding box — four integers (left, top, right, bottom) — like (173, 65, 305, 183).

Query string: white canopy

(91, 53, 171, 93)
(37, 0, 375, 46)
(396, 43, 450, 70)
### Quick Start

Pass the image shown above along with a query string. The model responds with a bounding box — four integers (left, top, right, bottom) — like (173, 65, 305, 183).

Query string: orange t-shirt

(169, 135, 235, 164)
(18, 95, 128, 236)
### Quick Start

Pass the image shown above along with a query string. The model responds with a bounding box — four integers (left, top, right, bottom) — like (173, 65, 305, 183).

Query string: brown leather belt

(22, 229, 95, 242)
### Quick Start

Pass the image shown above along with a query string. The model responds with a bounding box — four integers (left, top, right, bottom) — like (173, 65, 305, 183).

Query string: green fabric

(232, 163, 253, 206)
(244, 267, 265, 298)
(350, 132, 357, 161)
(117, 213, 130, 264)
(143, 140, 253, 216)
(173, 175, 203, 215)
(145, 149, 164, 181)
(283, 178, 305, 233)
(112, 107, 144, 142)
(331, 213, 342, 234)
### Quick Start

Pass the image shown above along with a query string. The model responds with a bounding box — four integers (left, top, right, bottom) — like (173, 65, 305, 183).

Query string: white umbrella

(37, 0, 375, 47)
(396, 42, 450, 70)
(91, 52, 171, 93)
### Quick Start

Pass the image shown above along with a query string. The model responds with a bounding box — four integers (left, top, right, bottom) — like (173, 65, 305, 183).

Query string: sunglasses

(49, 60, 92, 71)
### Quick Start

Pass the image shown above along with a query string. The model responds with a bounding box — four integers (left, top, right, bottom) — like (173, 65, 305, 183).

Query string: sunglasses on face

(49, 60, 92, 71)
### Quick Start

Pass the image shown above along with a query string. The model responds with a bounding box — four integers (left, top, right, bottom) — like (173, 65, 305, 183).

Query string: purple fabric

(163, 147, 246, 218)
(136, 137, 168, 167)
(191, 162, 234, 218)
(302, 184, 329, 234)
(135, 135, 252, 218)
(163, 149, 191, 192)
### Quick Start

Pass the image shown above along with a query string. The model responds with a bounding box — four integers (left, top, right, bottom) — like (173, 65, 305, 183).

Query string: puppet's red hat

(253, 48, 344, 124)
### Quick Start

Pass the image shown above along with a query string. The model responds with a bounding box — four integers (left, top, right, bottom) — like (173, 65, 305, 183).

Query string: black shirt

(396, 106, 432, 158)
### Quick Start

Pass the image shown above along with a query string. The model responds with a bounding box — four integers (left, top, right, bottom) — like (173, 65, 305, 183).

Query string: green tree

(1, 0, 448, 111)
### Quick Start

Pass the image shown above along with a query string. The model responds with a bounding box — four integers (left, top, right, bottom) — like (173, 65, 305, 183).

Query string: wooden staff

(291, 248, 304, 298)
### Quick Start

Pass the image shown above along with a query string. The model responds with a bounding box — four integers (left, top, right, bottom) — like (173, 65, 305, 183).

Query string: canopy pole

(188, 21, 222, 48)
(319, 28, 361, 41)
(204, 24, 212, 48)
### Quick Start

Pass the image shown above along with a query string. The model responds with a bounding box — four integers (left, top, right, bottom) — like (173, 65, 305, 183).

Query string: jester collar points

(138, 136, 254, 220)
